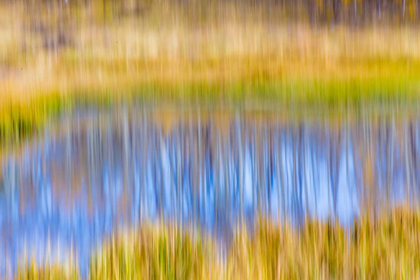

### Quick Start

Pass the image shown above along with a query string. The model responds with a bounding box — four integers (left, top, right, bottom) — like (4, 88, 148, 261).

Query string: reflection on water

(0, 107, 419, 276)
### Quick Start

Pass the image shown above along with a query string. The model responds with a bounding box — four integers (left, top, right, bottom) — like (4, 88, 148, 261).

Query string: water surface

(0, 106, 419, 276)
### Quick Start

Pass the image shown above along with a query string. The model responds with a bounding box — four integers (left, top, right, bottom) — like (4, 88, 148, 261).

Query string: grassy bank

(16, 209, 420, 279)
(0, 1, 420, 144)
(1, 1, 420, 104)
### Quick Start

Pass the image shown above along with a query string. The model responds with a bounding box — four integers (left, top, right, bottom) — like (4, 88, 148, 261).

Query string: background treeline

(8, 0, 420, 25)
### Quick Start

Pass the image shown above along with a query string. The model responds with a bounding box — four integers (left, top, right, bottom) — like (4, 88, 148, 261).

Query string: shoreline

(0, 1, 419, 142)
(16, 208, 420, 279)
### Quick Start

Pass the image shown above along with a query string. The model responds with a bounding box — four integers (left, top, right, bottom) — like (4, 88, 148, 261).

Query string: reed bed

(1, 0, 420, 145)
(1, 0, 420, 105)
(16, 262, 79, 280)
(16, 209, 420, 279)
(228, 209, 420, 279)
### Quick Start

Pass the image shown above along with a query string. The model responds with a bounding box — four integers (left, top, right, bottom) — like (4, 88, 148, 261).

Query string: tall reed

(16, 209, 420, 279)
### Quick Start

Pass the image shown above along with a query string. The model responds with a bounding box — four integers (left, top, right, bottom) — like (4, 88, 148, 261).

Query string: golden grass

(16, 209, 420, 279)
(0, 1, 420, 104)
(16, 262, 79, 280)
(90, 226, 220, 280)
(0, 1, 419, 145)
(228, 209, 420, 279)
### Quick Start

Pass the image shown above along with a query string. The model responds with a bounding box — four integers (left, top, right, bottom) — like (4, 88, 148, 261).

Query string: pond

(0, 105, 419, 276)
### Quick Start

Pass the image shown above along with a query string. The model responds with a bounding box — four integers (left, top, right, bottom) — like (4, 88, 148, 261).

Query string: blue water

(0, 107, 419, 277)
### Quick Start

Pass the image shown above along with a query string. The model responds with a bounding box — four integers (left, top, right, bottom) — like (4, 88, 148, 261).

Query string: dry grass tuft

(16, 209, 420, 279)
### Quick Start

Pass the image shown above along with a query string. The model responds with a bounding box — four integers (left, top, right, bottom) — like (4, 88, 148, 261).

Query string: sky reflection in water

(0, 107, 419, 276)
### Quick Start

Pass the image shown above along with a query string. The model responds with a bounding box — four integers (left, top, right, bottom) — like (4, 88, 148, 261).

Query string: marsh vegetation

(1, 0, 420, 279)
(15, 209, 420, 279)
